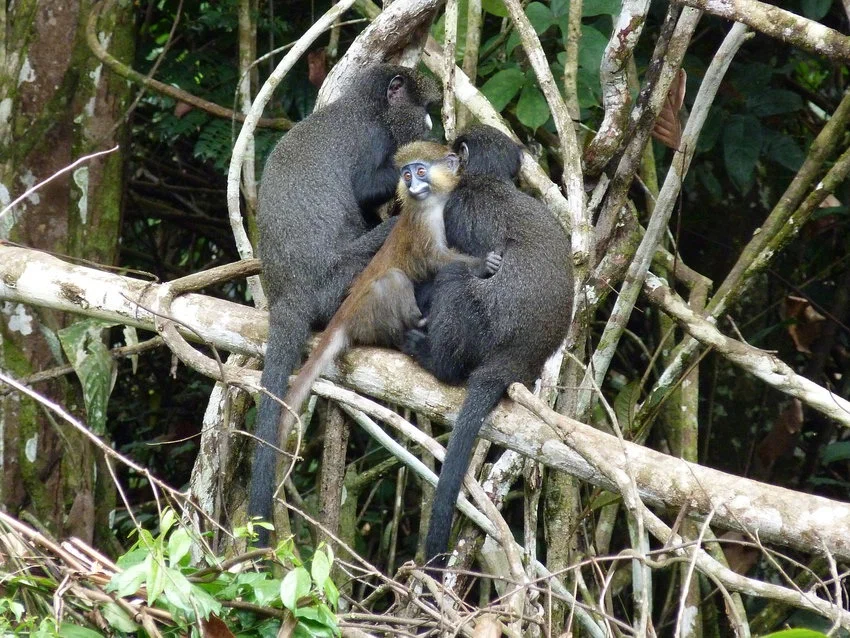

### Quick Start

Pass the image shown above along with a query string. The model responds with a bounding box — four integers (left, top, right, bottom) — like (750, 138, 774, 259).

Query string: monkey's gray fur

(405, 124, 573, 563)
(251, 65, 438, 544)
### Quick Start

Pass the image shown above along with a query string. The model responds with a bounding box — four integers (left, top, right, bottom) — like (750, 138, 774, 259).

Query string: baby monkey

(274, 141, 501, 443)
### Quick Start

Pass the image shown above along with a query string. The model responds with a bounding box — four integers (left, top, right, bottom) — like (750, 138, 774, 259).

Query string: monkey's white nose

(409, 182, 430, 199)
(425, 113, 433, 130)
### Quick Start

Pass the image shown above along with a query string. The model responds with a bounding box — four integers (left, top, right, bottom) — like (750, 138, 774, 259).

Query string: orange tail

(277, 321, 349, 438)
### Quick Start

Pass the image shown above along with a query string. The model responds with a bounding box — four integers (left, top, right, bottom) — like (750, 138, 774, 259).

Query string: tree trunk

(0, 0, 134, 545)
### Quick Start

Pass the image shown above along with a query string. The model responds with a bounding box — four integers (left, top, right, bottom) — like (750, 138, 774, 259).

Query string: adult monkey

(251, 65, 439, 544)
(404, 125, 573, 563)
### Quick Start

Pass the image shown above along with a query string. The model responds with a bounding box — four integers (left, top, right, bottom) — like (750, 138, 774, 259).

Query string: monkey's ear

(445, 153, 460, 174)
(387, 75, 407, 105)
(458, 142, 470, 168)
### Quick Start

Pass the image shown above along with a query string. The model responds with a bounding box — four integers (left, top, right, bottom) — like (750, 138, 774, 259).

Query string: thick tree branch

(644, 273, 850, 428)
(675, 0, 850, 62)
(2, 244, 850, 564)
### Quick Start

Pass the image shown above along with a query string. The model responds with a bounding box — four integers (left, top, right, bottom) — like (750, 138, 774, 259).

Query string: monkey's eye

(403, 170, 412, 182)
(416, 166, 427, 178)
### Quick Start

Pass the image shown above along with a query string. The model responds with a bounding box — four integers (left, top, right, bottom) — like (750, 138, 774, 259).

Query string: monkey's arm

(352, 129, 399, 213)
(439, 248, 502, 278)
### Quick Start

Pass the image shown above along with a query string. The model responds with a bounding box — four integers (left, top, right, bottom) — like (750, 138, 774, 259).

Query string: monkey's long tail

(249, 304, 313, 546)
(279, 322, 349, 441)
(425, 367, 510, 563)
(250, 319, 348, 545)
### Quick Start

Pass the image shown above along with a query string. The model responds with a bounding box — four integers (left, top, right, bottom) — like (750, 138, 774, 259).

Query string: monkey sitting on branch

(271, 140, 503, 486)
(404, 125, 574, 564)
(250, 65, 439, 541)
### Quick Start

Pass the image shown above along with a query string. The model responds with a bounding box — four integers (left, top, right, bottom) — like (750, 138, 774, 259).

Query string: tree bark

(0, 0, 134, 543)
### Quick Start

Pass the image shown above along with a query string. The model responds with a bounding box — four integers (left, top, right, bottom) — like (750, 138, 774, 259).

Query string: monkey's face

(400, 154, 460, 201)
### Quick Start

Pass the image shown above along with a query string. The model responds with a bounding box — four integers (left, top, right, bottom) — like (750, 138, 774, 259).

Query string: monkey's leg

(250, 297, 313, 545)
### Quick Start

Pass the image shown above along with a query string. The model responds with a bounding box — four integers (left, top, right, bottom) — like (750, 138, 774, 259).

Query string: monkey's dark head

(454, 124, 522, 181)
(355, 65, 440, 147)
(395, 141, 460, 202)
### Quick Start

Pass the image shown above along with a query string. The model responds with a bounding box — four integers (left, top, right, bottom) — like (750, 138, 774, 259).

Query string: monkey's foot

(484, 251, 503, 276)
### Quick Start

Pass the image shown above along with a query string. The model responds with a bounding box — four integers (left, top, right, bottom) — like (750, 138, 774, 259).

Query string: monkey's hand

(481, 251, 503, 277)
(402, 328, 428, 357)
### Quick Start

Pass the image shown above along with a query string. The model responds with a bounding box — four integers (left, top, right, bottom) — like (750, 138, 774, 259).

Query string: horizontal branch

(2, 244, 849, 561)
(645, 273, 850, 428)
(675, 0, 850, 62)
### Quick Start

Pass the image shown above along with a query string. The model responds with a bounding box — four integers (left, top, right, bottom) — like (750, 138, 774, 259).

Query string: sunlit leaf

(311, 549, 331, 590)
(102, 603, 139, 633)
(168, 527, 192, 567)
(280, 567, 312, 611)
(482, 0, 509, 17)
(58, 624, 103, 638)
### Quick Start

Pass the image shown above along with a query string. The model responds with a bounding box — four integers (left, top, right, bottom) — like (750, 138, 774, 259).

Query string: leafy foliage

(0, 510, 342, 637)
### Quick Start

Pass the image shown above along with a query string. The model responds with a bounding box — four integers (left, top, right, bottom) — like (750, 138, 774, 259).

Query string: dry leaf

(652, 69, 687, 150)
(201, 615, 236, 638)
(783, 295, 826, 354)
(472, 614, 503, 638)
(754, 399, 803, 477)
(721, 531, 759, 575)
(308, 49, 328, 88)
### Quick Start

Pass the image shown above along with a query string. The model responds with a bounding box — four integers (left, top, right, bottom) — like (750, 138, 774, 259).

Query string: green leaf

(583, 0, 621, 16)
(613, 381, 640, 431)
(760, 630, 829, 638)
(822, 441, 850, 465)
(526, 2, 555, 34)
(482, 0, 509, 17)
(106, 561, 148, 597)
(101, 603, 139, 633)
(168, 527, 192, 567)
(254, 577, 284, 606)
(311, 549, 331, 589)
(480, 68, 525, 111)
(516, 84, 550, 130)
(747, 90, 803, 116)
(551, 0, 569, 16)
(147, 554, 165, 606)
(697, 166, 722, 200)
(579, 26, 609, 71)
(57, 319, 118, 435)
(723, 115, 762, 193)
(280, 567, 312, 611)
(577, 67, 602, 108)
(0, 600, 25, 621)
(294, 619, 337, 638)
(58, 624, 104, 638)
(589, 491, 622, 511)
(696, 109, 723, 153)
(161, 568, 194, 612)
(160, 508, 175, 536)
(801, 0, 831, 20)
(323, 578, 340, 610)
(765, 132, 805, 171)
